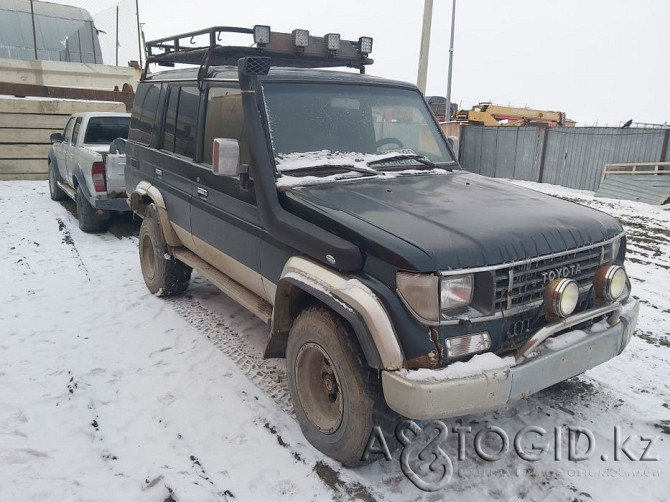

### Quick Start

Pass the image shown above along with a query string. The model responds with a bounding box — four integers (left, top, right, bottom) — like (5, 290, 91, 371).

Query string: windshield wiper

(279, 163, 380, 176)
(367, 154, 454, 172)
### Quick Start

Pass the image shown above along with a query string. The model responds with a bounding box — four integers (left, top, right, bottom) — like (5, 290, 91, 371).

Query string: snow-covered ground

(0, 180, 668, 501)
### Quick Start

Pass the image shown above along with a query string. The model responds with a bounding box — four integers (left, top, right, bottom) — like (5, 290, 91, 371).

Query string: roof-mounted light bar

(143, 26, 374, 79)
(292, 29, 310, 49)
(358, 36, 373, 56)
(253, 25, 271, 47)
(325, 33, 340, 53)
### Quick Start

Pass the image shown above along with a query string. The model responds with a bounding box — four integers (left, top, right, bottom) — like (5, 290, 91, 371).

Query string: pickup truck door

(65, 117, 84, 182)
(53, 117, 75, 181)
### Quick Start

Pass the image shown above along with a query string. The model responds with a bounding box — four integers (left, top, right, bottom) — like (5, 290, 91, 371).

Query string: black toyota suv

(125, 26, 639, 465)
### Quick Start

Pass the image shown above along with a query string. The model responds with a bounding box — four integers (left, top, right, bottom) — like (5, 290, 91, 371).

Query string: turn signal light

(445, 332, 491, 360)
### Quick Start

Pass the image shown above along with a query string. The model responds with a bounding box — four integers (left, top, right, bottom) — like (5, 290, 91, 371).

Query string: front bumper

(382, 298, 639, 420)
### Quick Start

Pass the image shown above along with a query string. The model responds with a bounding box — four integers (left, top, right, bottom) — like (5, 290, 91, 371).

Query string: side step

(171, 247, 273, 325)
(57, 181, 76, 200)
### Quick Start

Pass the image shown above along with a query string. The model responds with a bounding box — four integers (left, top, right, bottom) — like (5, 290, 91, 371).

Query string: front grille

(494, 244, 612, 312)
(498, 294, 604, 352)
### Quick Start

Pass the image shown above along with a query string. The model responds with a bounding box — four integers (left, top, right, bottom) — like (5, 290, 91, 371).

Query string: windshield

(262, 83, 455, 175)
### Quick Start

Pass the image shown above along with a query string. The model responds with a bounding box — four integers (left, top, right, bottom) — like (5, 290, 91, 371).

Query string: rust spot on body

(429, 327, 444, 365)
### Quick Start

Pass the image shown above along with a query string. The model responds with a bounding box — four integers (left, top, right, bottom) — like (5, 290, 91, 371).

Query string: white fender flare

(278, 256, 404, 370)
(133, 181, 182, 247)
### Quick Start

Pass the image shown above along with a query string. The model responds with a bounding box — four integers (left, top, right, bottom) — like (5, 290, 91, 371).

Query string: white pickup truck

(48, 112, 131, 232)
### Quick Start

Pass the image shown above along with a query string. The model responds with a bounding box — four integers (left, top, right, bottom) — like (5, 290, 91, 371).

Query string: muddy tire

(139, 203, 191, 296)
(76, 185, 109, 233)
(48, 161, 67, 201)
(286, 306, 398, 466)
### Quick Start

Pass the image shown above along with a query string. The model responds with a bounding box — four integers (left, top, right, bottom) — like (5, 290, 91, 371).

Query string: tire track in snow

(167, 296, 381, 501)
(167, 296, 294, 415)
(56, 217, 91, 280)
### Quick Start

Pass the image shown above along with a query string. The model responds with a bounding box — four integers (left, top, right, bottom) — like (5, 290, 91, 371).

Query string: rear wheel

(48, 161, 67, 201)
(76, 185, 109, 233)
(286, 306, 398, 466)
(139, 204, 191, 296)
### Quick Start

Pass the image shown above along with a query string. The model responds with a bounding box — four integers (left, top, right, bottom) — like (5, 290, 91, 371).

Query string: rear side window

(84, 116, 130, 144)
(162, 88, 178, 153)
(174, 86, 199, 158)
(130, 82, 161, 146)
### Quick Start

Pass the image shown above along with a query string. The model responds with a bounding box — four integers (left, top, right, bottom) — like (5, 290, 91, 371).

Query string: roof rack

(143, 26, 374, 80)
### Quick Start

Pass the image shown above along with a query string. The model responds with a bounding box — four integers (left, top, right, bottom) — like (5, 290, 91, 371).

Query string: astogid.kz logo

(361, 420, 661, 492)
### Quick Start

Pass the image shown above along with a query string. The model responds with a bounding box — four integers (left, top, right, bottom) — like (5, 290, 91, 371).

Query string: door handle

(197, 187, 208, 198)
(130, 158, 138, 167)
(155, 168, 163, 177)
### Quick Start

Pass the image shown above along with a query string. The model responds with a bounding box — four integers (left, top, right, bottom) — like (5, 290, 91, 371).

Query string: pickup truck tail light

(91, 162, 106, 192)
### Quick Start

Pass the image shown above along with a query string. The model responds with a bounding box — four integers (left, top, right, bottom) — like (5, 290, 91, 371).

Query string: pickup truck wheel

(286, 306, 398, 466)
(139, 204, 191, 296)
(76, 185, 109, 233)
(48, 162, 67, 201)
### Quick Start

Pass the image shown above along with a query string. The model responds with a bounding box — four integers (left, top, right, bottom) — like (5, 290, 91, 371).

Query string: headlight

(594, 265, 628, 302)
(397, 272, 476, 324)
(440, 274, 474, 312)
(544, 278, 579, 318)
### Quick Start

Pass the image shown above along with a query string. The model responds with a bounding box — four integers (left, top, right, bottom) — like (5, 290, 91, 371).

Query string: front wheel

(139, 204, 191, 296)
(286, 306, 397, 466)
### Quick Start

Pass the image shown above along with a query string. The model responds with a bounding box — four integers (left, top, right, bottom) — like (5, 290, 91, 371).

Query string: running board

(57, 181, 77, 200)
(171, 247, 273, 325)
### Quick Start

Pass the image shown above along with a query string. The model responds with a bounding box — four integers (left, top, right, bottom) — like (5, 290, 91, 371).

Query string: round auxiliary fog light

(544, 278, 579, 318)
(593, 265, 627, 302)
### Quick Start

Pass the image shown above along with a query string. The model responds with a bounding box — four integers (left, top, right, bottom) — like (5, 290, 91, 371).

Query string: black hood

(282, 171, 623, 271)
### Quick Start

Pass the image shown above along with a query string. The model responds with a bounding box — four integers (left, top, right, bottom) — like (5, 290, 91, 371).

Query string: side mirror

(50, 132, 63, 143)
(213, 138, 246, 176)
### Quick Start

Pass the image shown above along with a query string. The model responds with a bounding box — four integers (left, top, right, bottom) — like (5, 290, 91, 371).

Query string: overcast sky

(62, 0, 669, 127)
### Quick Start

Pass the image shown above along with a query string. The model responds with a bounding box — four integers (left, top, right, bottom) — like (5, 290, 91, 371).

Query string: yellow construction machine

(454, 102, 566, 127)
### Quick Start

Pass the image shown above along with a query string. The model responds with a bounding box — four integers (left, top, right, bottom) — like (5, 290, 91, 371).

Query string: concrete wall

(0, 57, 140, 91)
(0, 57, 138, 180)
(0, 96, 125, 180)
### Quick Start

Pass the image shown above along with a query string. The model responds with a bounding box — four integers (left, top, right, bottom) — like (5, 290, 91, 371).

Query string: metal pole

(116, 6, 119, 66)
(445, 0, 457, 119)
(416, 0, 433, 95)
(135, 0, 143, 67)
(29, 0, 38, 60)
